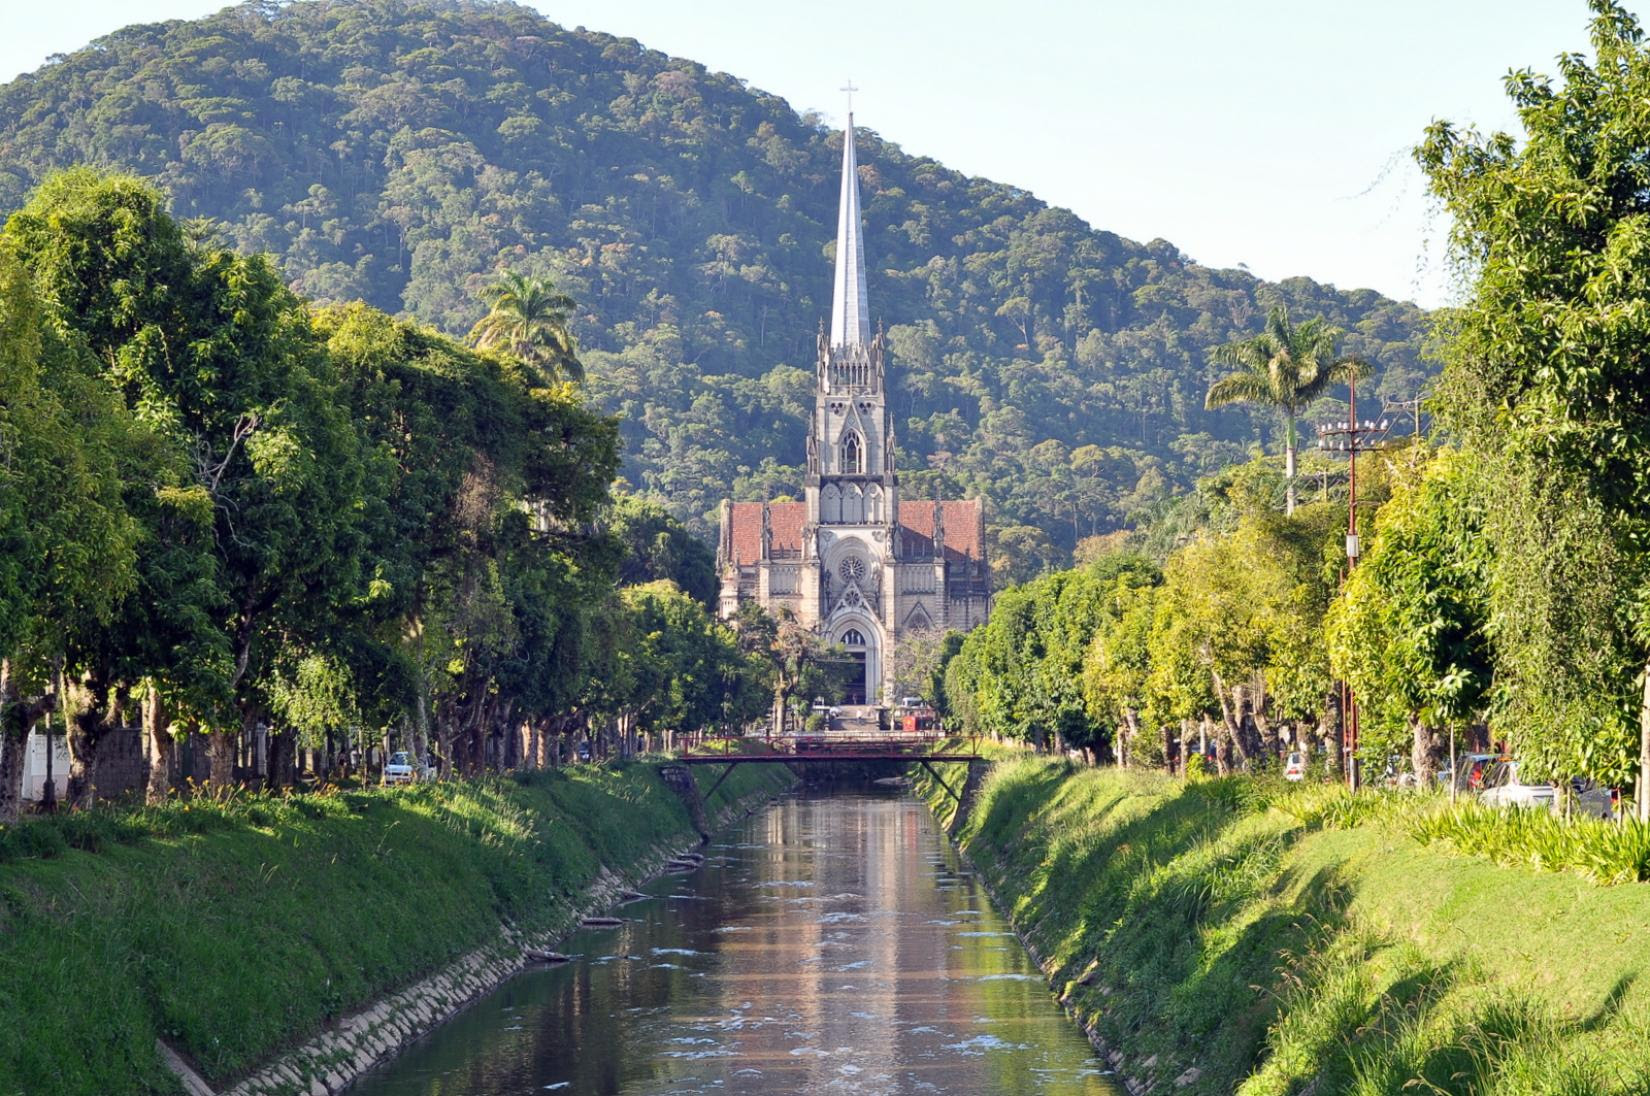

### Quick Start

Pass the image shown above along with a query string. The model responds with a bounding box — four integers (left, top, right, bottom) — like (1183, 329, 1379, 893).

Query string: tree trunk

(66, 678, 124, 809)
(0, 722, 28, 824)
(1639, 658, 1650, 823)
(208, 731, 237, 791)
(0, 661, 54, 823)
(1214, 721, 1233, 776)
(411, 665, 431, 774)
(1284, 440, 1298, 515)
(1212, 672, 1252, 770)
(144, 689, 173, 805)
(1121, 708, 1140, 769)
(266, 729, 293, 791)
(1411, 717, 1438, 789)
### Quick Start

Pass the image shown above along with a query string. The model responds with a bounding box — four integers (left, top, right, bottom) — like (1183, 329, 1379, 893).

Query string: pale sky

(1, 0, 1636, 308)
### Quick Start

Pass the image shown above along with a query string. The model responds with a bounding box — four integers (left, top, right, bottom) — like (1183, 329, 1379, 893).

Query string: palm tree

(469, 272, 585, 384)
(1205, 307, 1366, 515)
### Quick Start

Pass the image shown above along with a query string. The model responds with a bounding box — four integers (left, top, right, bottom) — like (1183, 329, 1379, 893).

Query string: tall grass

(929, 756, 1650, 1096)
(1408, 802, 1650, 884)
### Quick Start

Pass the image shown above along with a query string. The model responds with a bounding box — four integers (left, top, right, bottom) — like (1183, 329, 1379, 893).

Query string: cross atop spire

(830, 100, 871, 349)
(840, 79, 859, 115)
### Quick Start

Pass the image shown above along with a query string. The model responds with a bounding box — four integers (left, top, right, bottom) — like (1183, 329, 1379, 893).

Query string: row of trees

(935, 440, 1497, 784)
(0, 169, 783, 821)
(936, 2, 1650, 807)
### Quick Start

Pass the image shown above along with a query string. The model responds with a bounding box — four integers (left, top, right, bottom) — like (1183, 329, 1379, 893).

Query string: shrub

(1409, 802, 1650, 884)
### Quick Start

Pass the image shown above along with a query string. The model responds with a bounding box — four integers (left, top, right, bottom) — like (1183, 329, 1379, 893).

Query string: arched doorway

(840, 627, 869, 704)
(829, 617, 881, 707)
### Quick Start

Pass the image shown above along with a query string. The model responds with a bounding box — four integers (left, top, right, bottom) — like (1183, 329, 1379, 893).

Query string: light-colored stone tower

(717, 110, 991, 706)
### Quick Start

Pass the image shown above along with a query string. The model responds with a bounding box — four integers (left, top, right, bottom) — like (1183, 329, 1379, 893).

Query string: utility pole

(1316, 378, 1389, 791)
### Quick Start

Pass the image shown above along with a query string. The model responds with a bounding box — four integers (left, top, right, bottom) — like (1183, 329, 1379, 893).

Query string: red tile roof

(899, 499, 984, 561)
(725, 498, 984, 566)
(727, 501, 806, 565)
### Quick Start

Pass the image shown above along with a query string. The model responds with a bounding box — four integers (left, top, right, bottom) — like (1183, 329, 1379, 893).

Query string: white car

(1477, 761, 1555, 810)
(1283, 752, 1305, 782)
(383, 751, 419, 785)
(1476, 761, 1613, 817)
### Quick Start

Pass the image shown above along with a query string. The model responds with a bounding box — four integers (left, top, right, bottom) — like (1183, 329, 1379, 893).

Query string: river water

(351, 789, 1119, 1095)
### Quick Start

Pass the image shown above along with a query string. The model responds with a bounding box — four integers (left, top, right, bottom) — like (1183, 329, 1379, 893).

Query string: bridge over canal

(659, 708, 985, 835)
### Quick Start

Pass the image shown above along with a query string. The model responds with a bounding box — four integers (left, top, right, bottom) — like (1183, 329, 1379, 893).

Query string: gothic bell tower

(798, 108, 900, 704)
(804, 111, 898, 537)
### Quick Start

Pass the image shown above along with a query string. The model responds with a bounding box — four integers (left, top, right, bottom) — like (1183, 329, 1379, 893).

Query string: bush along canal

(347, 788, 1118, 1095)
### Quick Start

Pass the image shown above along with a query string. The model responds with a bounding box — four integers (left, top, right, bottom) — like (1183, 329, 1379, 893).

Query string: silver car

(383, 750, 418, 785)
(1477, 761, 1614, 818)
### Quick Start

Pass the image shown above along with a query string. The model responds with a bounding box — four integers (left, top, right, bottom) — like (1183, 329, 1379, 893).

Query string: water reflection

(351, 790, 1119, 1095)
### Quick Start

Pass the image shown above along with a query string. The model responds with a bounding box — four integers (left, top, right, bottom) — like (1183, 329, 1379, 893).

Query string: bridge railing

(683, 731, 944, 758)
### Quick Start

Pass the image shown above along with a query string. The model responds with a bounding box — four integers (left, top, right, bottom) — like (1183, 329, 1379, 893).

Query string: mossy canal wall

(0, 762, 794, 1096)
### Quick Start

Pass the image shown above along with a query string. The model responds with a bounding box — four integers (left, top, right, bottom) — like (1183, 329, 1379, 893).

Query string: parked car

(383, 751, 418, 785)
(1452, 753, 1501, 794)
(1283, 752, 1306, 782)
(900, 696, 923, 708)
(1477, 760, 1556, 811)
(1569, 777, 1616, 820)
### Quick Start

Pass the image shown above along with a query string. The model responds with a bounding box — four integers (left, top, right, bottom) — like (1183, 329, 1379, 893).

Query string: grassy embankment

(919, 755, 1650, 1095)
(0, 761, 792, 1096)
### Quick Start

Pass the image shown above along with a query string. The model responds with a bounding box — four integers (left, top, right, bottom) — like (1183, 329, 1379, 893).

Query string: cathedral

(716, 112, 991, 706)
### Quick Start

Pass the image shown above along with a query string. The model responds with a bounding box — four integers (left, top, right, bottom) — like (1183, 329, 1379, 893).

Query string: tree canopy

(0, 0, 1432, 569)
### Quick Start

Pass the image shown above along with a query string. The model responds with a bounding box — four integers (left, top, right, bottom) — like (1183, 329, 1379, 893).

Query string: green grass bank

(920, 757, 1650, 1095)
(0, 761, 793, 1096)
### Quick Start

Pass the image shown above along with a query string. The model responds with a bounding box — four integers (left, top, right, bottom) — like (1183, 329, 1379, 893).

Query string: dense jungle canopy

(0, 0, 1432, 573)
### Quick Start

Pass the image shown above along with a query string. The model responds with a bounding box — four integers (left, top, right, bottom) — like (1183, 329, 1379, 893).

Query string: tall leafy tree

(0, 247, 140, 816)
(1417, 0, 1650, 803)
(1326, 449, 1493, 785)
(5, 169, 368, 789)
(1205, 307, 1365, 514)
(469, 272, 584, 385)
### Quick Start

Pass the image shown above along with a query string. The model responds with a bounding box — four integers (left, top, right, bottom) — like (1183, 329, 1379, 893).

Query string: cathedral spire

(830, 103, 871, 349)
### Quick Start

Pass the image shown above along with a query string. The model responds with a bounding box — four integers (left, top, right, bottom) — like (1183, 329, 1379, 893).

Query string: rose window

(839, 557, 866, 582)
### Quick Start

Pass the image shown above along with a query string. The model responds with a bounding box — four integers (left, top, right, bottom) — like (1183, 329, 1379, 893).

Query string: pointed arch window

(842, 628, 867, 646)
(840, 431, 863, 475)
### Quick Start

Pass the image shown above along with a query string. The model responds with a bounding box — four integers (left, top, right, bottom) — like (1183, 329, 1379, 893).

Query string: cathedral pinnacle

(830, 99, 871, 350)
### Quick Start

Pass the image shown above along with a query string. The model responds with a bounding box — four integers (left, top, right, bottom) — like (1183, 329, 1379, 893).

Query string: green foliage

(615, 579, 767, 736)
(469, 270, 583, 384)
(605, 492, 717, 605)
(0, 0, 1431, 556)
(1408, 802, 1650, 885)
(1325, 448, 1493, 764)
(1417, 1, 1650, 788)
(1205, 306, 1366, 511)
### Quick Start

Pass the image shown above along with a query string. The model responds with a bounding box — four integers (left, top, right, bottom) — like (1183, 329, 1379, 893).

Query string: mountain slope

(0, 0, 1432, 574)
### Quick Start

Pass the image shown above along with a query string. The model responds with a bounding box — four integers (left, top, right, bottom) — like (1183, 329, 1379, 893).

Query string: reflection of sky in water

(349, 791, 1119, 1095)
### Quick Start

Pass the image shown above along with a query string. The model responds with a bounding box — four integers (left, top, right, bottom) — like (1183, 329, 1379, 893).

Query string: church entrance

(840, 627, 871, 705)
(846, 652, 868, 704)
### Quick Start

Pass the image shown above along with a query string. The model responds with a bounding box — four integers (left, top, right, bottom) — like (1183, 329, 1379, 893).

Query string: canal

(350, 788, 1120, 1095)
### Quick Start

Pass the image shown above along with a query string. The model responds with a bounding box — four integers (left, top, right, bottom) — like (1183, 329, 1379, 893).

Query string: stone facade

(716, 113, 990, 705)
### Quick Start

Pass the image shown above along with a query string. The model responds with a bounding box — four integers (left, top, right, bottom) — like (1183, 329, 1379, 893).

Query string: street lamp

(1315, 377, 1390, 792)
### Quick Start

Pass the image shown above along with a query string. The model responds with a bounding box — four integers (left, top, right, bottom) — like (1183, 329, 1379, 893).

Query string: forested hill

(0, 0, 1431, 576)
